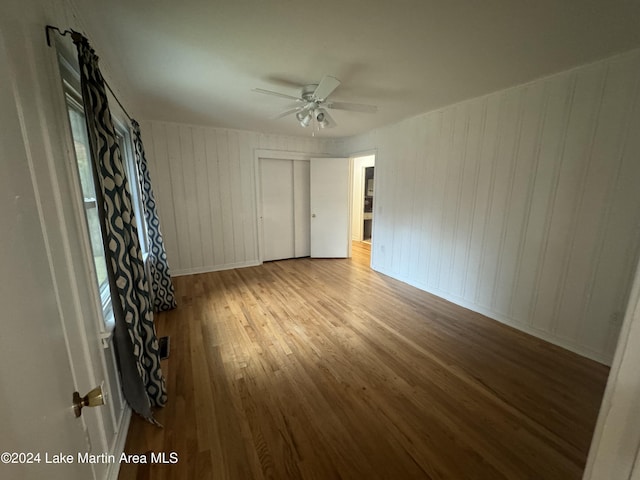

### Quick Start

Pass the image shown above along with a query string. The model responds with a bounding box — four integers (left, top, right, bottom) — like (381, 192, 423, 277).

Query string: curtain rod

(45, 25, 134, 124)
(45, 25, 75, 46)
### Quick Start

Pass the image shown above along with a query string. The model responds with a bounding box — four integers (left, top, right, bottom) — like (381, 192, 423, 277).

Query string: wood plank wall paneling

(141, 121, 334, 275)
(344, 49, 640, 364)
(140, 50, 640, 365)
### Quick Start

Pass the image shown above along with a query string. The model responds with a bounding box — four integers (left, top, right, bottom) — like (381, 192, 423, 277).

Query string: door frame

(583, 256, 640, 479)
(350, 154, 376, 242)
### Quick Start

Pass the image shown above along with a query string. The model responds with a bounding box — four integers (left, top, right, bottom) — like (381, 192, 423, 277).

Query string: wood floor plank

(118, 242, 609, 480)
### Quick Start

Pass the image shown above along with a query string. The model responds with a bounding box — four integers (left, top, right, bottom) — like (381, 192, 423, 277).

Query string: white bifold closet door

(260, 158, 310, 261)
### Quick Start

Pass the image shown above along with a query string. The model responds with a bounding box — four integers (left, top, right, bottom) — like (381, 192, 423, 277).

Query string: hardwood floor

(118, 242, 609, 480)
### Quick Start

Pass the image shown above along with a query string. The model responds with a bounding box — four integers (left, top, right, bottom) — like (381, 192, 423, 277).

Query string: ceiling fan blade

(312, 75, 340, 101)
(271, 107, 301, 120)
(284, 101, 303, 109)
(325, 101, 378, 113)
(252, 88, 301, 101)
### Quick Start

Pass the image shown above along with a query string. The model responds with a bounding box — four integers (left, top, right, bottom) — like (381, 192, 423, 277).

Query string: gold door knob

(73, 386, 104, 418)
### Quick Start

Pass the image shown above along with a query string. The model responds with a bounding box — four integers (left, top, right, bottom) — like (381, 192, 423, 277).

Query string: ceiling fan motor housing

(301, 84, 319, 101)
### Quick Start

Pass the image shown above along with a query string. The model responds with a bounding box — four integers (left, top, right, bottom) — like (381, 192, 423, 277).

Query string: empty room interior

(3, 0, 640, 479)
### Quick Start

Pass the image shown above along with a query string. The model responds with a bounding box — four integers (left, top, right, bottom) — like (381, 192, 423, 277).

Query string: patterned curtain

(72, 33, 167, 421)
(131, 121, 177, 312)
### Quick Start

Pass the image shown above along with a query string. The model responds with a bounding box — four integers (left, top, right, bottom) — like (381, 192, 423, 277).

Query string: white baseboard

(172, 260, 261, 277)
(371, 262, 612, 366)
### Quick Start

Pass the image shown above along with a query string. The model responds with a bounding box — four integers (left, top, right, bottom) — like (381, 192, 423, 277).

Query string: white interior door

(310, 157, 352, 258)
(0, 35, 94, 479)
(260, 157, 311, 261)
(261, 158, 295, 261)
(0, 146, 95, 480)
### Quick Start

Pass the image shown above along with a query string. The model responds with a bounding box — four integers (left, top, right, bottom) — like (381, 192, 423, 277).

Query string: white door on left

(0, 34, 96, 479)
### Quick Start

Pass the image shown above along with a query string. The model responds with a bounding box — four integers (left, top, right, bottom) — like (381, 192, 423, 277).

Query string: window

(58, 49, 148, 329)
(115, 123, 149, 259)
(65, 90, 113, 324)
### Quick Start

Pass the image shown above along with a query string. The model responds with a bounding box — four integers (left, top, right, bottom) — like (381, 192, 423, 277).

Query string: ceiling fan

(252, 75, 377, 129)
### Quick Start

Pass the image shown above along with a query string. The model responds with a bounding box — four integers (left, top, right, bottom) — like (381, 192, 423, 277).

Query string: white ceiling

(77, 0, 640, 138)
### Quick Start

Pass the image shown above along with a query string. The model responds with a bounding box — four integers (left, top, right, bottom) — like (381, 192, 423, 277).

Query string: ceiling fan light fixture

(316, 109, 329, 129)
(299, 113, 311, 127)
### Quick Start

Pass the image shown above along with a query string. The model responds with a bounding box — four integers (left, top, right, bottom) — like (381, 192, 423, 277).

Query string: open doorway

(363, 166, 374, 242)
(351, 154, 376, 245)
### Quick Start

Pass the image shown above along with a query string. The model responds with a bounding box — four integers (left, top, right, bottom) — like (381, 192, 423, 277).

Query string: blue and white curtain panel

(72, 33, 167, 420)
(131, 121, 177, 312)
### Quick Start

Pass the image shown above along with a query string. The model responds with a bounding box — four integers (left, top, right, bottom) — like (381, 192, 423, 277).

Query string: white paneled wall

(141, 50, 640, 364)
(141, 121, 334, 275)
(345, 50, 640, 364)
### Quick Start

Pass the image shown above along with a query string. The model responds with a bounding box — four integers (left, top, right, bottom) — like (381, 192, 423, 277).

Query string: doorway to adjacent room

(351, 154, 376, 246)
